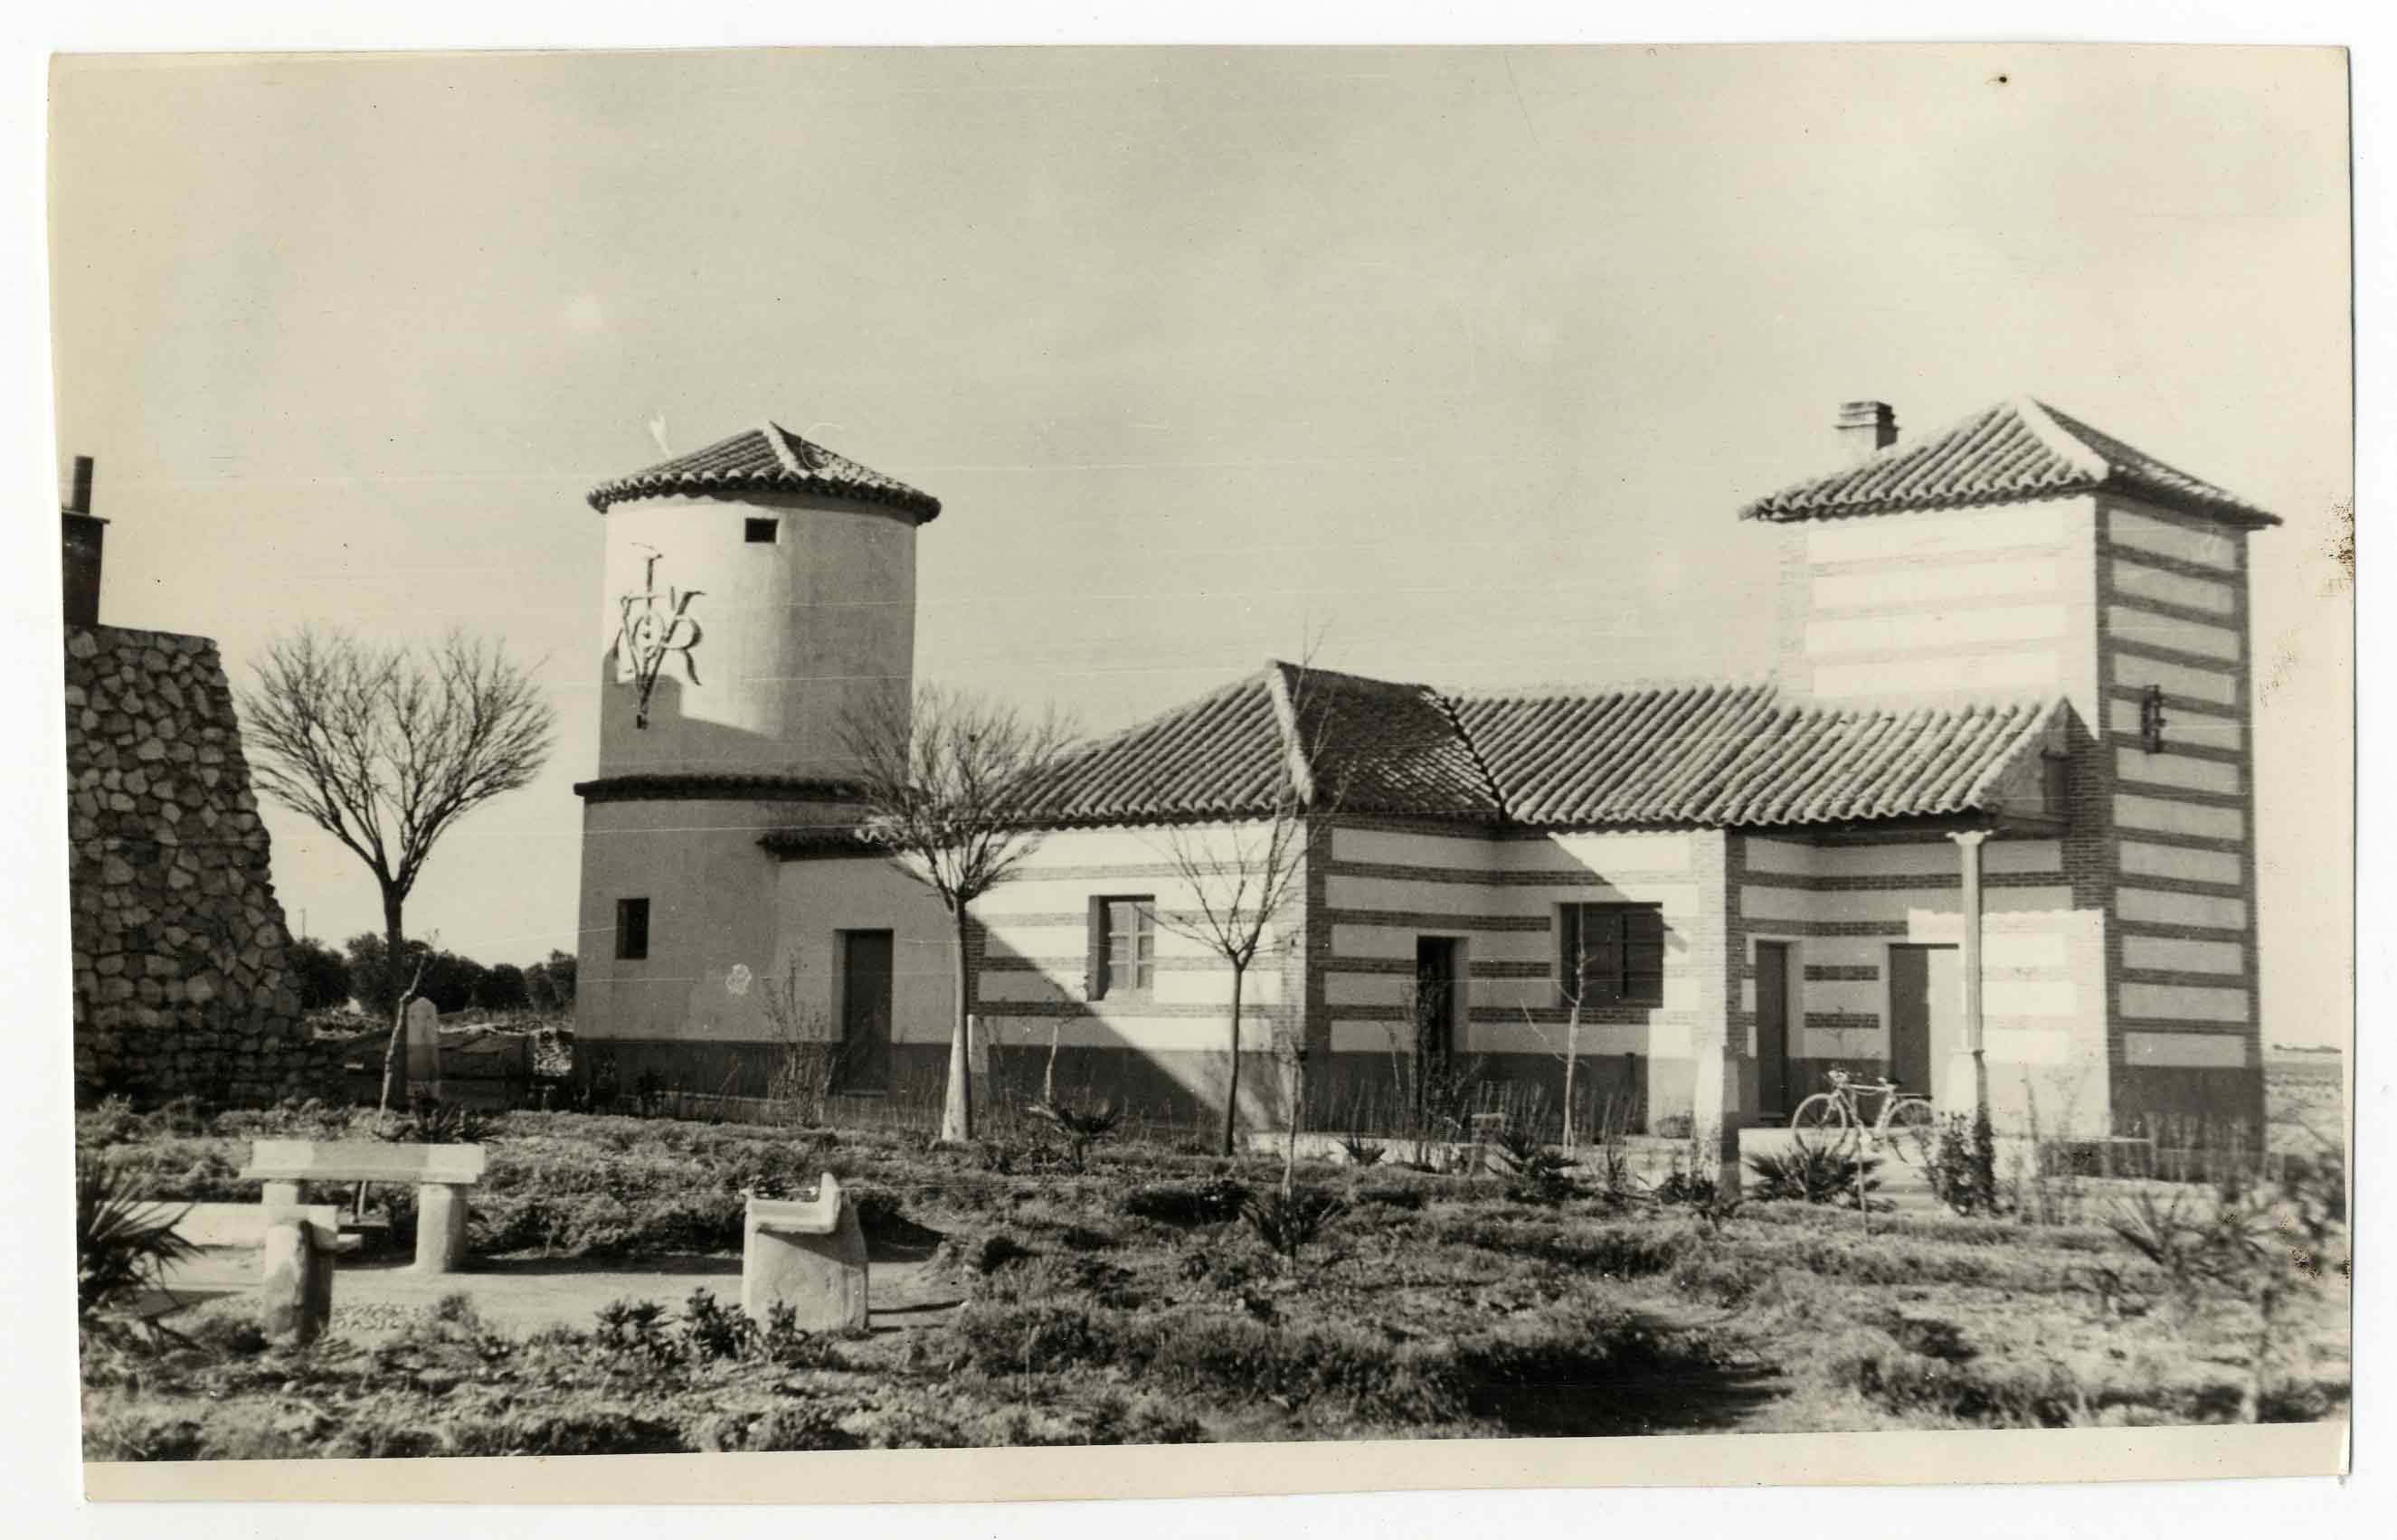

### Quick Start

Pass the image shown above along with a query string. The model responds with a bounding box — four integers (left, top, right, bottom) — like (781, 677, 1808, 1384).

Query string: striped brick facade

(2094, 496, 2265, 1138)
(1771, 487, 2266, 1140)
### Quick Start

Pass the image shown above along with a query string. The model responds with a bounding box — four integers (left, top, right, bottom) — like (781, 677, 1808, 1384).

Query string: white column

(1945, 829, 1991, 1121)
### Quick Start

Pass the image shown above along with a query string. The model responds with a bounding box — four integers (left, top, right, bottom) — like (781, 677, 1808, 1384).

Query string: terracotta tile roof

(1034, 664, 1505, 826)
(1737, 397, 2279, 528)
(1454, 685, 2060, 827)
(1023, 663, 2060, 832)
(587, 421, 942, 519)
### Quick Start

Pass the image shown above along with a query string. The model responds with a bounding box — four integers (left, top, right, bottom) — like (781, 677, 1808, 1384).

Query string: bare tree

(241, 627, 555, 1106)
(840, 684, 1079, 1144)
(1149, 666, 1337, 1157)
(1517, 965, 1596, 1148)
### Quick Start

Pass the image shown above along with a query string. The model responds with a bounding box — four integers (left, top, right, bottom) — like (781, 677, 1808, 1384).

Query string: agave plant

(1240, 1185, 1348, 1271)
(1025, 1098, 1122, 1173)
(76, 1153, 198, 1326)
(1746, 1142, 1884, 1210)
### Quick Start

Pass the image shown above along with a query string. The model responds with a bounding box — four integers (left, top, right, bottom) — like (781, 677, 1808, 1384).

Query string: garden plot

(78, 1099, 2349, 1459)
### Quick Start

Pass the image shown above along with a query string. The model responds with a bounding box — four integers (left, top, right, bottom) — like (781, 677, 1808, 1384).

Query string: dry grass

(78, 1086, 2350, 1456)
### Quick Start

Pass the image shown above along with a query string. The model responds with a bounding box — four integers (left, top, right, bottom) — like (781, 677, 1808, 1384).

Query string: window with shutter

(1089, 896, 1156, 998)
(1559, 902, 1664, 1006)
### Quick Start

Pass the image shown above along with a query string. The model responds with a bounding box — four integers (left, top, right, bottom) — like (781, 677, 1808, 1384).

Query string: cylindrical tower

(587, 421, 936, 779)
(571, 421, 941, 1092)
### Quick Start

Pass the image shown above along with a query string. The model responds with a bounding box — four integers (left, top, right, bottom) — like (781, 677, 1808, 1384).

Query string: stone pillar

(413, 1184, 470, 1274)
(1945, 829, 1992, 1122)
(743, 1176, 869, 1333)
(260, 1209, 340, 1345)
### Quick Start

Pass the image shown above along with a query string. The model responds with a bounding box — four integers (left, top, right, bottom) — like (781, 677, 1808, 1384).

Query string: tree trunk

(1220, 964, 1246, 1157)
(941, 903, 974, 1143)
(1284, 1047, 1304, 1199)
(1560, 1007, 1581, 1150)
(376, 890, 408, 1112)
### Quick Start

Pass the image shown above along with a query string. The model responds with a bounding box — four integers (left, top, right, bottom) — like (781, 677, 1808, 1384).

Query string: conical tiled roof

(1737, 397, 2278, 528)
(588, 421, 942, 519)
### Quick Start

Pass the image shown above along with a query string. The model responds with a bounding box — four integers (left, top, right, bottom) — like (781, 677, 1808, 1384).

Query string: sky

(44, 44, 2353, 1044)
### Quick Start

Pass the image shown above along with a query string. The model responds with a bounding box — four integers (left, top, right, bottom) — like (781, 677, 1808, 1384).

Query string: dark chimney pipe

(62, 455, 105, 629)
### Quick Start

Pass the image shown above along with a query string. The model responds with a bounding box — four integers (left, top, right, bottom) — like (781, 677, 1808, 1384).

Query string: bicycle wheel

(1881, 1097, 1937, 1164)
(1787, 1093, 1850, 1150)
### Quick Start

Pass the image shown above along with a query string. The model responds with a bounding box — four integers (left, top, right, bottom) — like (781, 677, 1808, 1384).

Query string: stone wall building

(62, 459, 341, 1104)
(568, 400, 2278, 1150)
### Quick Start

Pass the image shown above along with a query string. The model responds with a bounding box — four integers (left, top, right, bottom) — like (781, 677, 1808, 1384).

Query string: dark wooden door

(1756, 941, 1793, 1118)
(1414, 938, 1459, 1101)
(839, 931, 894, 1093)
(1887, 944, 1956, 1100)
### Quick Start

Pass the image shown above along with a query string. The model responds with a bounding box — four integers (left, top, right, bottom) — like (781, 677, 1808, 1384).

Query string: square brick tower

(1742, 398, 2279, 1143)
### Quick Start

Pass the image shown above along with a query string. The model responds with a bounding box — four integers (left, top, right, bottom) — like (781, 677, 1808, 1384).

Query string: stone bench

(742, 1175, 868, 1333)
(238, 1139, 488, 1274)
(259, 1205, 363, 1346)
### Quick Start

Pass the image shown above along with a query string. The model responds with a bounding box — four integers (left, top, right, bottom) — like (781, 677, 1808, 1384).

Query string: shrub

(76, 1153, 199, 1335)
(377, 1096, 488, 1146)
(1340, 1133, 1386, 1167)
(1651, 1168, 1742, 1228)
(1026, 1098, 1122, 1173)
(1491, 1127, 1580, 1205)
(1928, 1110, 2003, 1216)
(1121, 1175, 1248, 1226)
(971, 1233, 1032, 1273)
(1241, 1185, 1348, 1270)
(1837, 1338, 2089, 1428)
(1747, 1143, 1885, 1210)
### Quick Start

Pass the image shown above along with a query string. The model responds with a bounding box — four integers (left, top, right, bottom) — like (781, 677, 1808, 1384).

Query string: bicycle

(1787, 1069, 1937, 1162)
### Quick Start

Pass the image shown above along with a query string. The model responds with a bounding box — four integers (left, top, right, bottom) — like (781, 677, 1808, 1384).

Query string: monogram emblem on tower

(615, 544, 704, 729)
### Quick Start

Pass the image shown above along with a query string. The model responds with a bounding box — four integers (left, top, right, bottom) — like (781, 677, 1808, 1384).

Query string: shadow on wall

(971, 921, 1295, 1138)
(596, 650, 841, 775)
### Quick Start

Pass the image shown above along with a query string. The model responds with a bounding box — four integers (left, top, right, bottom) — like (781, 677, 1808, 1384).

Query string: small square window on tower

(615, 898, 651, 960)
(744, 517, 780, 544)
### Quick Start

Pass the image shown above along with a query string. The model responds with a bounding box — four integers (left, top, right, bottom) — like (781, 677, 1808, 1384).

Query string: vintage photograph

(52, 44, 2352, 1480)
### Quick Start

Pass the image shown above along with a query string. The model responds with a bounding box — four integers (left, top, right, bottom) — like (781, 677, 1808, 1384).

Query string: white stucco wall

(595, 489, 918, 780)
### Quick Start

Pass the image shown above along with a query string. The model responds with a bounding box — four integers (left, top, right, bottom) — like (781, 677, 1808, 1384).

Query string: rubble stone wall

(66, 624, 351, 1104)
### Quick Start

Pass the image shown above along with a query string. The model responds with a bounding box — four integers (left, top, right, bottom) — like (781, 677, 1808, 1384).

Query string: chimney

(1836, 401, 1899, 463)
(62, 454, 105, 628)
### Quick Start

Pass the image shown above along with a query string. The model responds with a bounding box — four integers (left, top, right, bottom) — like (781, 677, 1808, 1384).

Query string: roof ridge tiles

(1737, 396, 2278, 528)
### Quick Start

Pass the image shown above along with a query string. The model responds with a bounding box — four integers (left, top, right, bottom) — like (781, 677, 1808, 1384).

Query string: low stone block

(414, 1182, 470, 1274)
(258, 1208, 358, 1346)
(741, 1176, 868, 1334)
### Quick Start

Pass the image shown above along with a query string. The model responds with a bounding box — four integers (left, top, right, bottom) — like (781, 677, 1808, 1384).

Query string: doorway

(1413, 937, 1460, 1107)
(1886, 943, 1959, 1101)
(1756, 941, 1795, 1119)
(838, 930, 895, 1093)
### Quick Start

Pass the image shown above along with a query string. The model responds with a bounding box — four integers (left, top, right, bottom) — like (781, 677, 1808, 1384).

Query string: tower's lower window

(616, 898, 651, 960)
